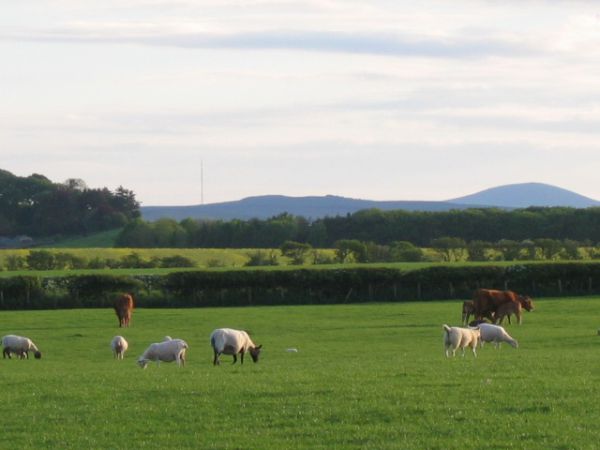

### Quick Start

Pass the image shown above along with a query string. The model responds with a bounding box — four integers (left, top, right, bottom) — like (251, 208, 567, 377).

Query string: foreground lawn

(0, 298, 599, 449)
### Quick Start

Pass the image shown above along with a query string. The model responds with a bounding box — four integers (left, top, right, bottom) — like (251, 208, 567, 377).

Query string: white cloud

(2, 0, 600, 205)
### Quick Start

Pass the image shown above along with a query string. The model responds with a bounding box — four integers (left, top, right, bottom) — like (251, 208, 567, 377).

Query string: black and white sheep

(2, 334, 41, 359)
(210, 328, 262, 365)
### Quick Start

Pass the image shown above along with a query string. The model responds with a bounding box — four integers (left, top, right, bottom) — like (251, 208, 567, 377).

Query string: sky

(2, 0, 600, 206)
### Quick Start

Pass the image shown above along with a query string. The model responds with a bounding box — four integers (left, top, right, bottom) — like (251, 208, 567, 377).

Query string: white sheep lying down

(476, 323, 518, 349)
(210, 328, 262, 365)
(111, 336, 129, 360)
(137, 337, 188, 369)
(2, 335, 41, 359)
(443, 325, 480, 358)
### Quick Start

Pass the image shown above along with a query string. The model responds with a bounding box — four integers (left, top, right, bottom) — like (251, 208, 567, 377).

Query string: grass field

(1, 298, 599, 449)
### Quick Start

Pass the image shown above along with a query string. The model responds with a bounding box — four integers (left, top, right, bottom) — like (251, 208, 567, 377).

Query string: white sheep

(442, 325, 480, 358)
(477, 323, 518, 349)
(137, 338, 188, 369)
(111, 336, 129, 360)
(210, 328, 262, 365)
(2, 334, 41, 359)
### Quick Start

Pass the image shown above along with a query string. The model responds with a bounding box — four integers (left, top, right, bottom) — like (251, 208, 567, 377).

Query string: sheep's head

(249, 345, 262, 363)
(137, 358, 149, 369)
(34, 351, 42, 359)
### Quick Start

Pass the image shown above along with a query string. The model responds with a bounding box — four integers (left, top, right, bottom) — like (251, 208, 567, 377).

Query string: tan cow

(114, 293, 134, 328)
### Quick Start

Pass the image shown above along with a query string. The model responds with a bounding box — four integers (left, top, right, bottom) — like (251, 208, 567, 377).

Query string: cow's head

(519, 295, 534, 311)
(249, 345, 263, 363)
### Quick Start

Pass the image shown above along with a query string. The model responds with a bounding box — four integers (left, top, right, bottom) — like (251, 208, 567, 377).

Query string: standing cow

(114, 293, 134, 328)
(472, 289, 534, 323)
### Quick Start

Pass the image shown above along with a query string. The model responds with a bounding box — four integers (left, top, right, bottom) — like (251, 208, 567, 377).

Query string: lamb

(111, 336, 129, 360)
(442, 325, 480, 358)
(137, 338, 188, 369)
(477, 323, 518, 349)
(210, 328, 262, 365)
(2, 334, 41, 359)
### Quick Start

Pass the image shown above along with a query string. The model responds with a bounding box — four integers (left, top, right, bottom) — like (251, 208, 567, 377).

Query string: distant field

(0, 254, 555, 278)
(1, 298, 599, 448)
(46, 228, 123, 248)
(0, 248, 285, 275)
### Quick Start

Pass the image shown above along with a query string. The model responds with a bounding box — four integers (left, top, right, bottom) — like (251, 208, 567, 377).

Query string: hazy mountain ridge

(140, 183, 600, 222)
(449, 182, 600, 208)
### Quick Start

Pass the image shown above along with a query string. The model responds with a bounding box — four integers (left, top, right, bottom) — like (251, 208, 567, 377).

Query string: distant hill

(140, 183, 600, 222)
(448, 182, 600, 209)
(140, 195, 479, 221)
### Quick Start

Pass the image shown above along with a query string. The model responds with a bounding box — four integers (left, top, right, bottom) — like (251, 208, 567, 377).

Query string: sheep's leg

(232, 354, 237, 364)
(240, 351, 244, 365)
(213, 350, 220, 366)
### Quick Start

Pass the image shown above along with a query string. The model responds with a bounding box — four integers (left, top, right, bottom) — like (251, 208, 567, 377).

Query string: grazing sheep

(442, 325, 480, 358)
(111, 336, 129, 360)
(477, 323, 518, 349)
(2, 335, 41, 360)
(137, 338, 188, 369)
(495, 301, 523, 325)
(210, 328, 262, 365)
(462, 300, 476, 325)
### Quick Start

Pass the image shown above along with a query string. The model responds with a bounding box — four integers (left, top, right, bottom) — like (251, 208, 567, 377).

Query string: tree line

(116, 207, 600, 249)
(0, 169, 140, 237)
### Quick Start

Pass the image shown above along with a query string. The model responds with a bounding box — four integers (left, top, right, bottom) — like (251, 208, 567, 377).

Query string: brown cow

(114, 293, 134, 328)
(472, 289, 534, 323)
(461, 300, 475, 325)
(494, 301, 521, 325)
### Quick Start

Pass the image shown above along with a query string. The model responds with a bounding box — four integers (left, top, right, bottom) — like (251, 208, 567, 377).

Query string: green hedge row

(2, 263, 600, 310)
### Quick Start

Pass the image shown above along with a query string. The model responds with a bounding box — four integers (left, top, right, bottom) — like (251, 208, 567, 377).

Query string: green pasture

(1, 298, 599, 449)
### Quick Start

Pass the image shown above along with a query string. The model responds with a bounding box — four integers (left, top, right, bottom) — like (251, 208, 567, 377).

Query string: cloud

(1, 26, 538, 59)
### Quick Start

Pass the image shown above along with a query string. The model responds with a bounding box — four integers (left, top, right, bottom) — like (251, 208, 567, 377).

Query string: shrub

(160, 255, 196, 268)
(26, 250, 56, 270)
(245, 250, 279, 267)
